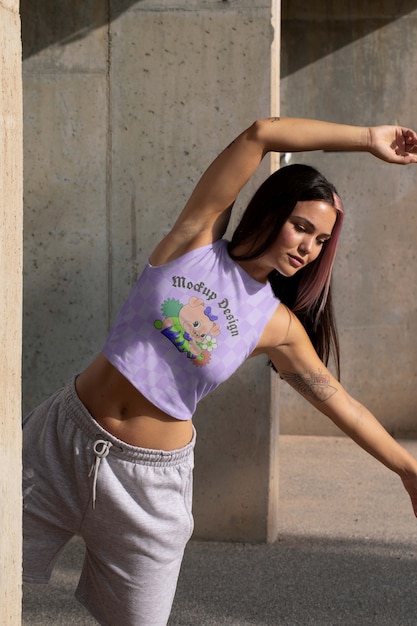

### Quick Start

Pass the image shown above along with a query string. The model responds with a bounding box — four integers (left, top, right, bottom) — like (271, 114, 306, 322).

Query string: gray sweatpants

(23, 378, 195, 626)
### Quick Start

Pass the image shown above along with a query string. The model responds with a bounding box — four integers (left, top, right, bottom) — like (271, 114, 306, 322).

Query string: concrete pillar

(0, 0, 23, 622)
(193, 0, 281, 543)
(22, 0, 281, 543)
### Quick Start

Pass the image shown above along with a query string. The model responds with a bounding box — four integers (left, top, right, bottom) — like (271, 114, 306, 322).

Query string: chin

(275, 266, 297, 278)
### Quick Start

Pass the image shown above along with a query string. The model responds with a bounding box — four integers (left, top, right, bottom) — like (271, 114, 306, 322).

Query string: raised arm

(261, 305, 417, 518)
(151, 117, 417, 265)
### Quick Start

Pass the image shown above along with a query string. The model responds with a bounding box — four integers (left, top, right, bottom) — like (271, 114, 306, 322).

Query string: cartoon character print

(154, 296, 220, 367)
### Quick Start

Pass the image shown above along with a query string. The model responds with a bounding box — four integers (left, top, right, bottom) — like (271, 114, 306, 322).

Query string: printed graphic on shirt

(154, 296, 220, 367)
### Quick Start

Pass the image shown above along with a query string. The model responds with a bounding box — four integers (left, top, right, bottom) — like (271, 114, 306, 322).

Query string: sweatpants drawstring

(88, 439, 113, 508)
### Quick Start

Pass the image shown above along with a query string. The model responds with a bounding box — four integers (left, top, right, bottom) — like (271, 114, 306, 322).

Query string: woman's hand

(401, 474, 417, 518)
(368, 125, 417, 164)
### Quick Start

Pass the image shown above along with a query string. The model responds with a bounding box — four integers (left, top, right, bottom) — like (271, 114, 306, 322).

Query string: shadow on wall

(21, 0, 143, 59)
(22, 0, 417, 70)
(281, 0, 417, 77)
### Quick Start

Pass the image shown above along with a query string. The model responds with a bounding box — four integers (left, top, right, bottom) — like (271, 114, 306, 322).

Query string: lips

(288, 254, 304, 268)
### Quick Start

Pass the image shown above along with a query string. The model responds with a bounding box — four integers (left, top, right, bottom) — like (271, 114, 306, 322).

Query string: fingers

(389, 128, 415, 161)
(394, 128, 417, 162)
(370, 125, 417, 164)
(401, 128, 417, 154)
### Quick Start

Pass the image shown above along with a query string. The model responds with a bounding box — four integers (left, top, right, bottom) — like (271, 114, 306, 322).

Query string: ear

(189, 296, 204, 308)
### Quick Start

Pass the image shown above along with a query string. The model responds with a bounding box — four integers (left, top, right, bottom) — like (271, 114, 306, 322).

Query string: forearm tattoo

(270, 116, 281, 122)
(280, 369, 338, 402)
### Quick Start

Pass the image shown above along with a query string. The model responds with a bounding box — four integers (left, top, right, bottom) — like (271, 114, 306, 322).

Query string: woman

(23, 117, 417, 626)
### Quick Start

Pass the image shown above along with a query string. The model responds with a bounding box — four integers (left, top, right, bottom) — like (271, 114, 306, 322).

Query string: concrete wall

(280, 1, 417, 437)
(0, 0, 22, 622)
(22, 0, 280, 542)
(21, 1, 417, 545)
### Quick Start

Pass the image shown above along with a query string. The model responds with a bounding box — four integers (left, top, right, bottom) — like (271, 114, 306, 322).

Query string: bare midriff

(75, 353, 193, 451)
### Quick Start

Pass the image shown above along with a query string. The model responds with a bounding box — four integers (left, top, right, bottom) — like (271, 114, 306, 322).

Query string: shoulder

(149, 229, 218, 266)
(254, 304, 313, 355)
(253, 303, 293, 354)
(149, 236, 226, 268)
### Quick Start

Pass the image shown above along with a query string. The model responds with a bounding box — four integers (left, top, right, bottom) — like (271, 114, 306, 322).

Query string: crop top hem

(102, 350, 192, 421)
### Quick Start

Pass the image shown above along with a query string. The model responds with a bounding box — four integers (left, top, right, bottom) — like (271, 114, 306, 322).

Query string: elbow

(245, 119, 270, 151)
(247, 117, 280, 156)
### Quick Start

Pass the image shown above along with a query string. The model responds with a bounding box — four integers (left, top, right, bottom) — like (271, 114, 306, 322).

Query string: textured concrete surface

(279, 2, 417, 437)
(22, 0, 278, 542)
(0, 0, 23, 622)
(21, 1, 417, 543)
(22, 436, 417, 625)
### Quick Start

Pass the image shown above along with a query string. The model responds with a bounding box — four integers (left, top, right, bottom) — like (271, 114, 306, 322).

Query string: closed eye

(294, 223, 307, 233)
(294, 223, 327, 245)
(317, 236, 331, 246)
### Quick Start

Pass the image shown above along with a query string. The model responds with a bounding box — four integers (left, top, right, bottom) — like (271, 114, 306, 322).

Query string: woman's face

(269, 200, 337, 276)
(242, 200, 337, 282)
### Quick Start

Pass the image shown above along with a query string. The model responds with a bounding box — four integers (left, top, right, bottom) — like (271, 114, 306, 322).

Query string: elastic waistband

(61, 377, 196, 467)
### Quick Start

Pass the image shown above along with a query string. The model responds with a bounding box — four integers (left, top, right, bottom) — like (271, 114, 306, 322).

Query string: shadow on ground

(23, 533, 416, 626)
(171, 535, 416, 626)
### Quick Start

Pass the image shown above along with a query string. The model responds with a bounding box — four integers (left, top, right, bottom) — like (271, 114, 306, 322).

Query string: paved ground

(22, 436, 417, 625)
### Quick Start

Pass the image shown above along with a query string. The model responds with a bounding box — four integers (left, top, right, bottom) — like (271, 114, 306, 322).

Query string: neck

(268, 270, 299, 308)
(235, 258, 269, 284)
(228, 243, 269, 284)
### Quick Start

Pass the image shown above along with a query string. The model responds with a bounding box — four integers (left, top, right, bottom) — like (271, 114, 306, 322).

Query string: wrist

(351, 125, 372, 152)
(363, 126, 373, 152)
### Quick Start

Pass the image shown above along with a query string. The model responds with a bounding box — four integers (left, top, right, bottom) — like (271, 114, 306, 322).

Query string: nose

(298, 235, 314, 256)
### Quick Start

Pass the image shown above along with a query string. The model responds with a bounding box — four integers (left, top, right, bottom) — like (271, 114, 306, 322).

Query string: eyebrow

(293, 215, 332, 239)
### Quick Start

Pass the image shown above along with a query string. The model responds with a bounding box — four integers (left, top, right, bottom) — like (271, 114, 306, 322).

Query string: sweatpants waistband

(61, 377, 196, 466)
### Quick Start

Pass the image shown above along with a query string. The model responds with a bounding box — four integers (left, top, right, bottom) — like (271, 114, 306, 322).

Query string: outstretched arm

(263, 306, 417, 518)
(151, 117, 417, 265)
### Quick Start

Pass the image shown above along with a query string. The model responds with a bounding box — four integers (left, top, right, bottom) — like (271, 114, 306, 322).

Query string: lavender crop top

(102, 239, 280, 420)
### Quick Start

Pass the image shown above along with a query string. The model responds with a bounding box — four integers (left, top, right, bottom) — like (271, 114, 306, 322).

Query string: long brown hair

(228, 164, 344, 378)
